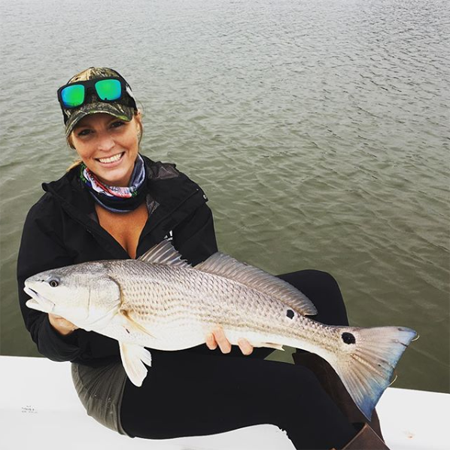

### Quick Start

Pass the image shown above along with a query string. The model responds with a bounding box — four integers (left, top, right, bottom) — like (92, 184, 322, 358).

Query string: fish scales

(106, 260, 334, 355)
(24, 240, 417, 420)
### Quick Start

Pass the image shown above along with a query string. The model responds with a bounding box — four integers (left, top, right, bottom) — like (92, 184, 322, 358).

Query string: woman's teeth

(98, 153, 123, 164)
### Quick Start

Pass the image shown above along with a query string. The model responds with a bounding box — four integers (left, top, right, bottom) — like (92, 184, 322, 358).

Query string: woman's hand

(206, 326, 254, 356)
(48, 313, 79, 336)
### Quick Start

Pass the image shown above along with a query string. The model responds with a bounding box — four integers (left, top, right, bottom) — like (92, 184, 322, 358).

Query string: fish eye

(48, 278, 60, 288)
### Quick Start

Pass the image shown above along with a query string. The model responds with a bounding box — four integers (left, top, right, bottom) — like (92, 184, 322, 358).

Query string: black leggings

(120, 270, 355, 449)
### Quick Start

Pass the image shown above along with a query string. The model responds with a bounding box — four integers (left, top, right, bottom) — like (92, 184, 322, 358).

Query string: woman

(17, 67, 387, 449)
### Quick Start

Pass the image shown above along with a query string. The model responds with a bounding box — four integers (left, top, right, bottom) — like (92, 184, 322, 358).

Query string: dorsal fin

(195, 253, 317, 316)
(138, 240, 191, 268)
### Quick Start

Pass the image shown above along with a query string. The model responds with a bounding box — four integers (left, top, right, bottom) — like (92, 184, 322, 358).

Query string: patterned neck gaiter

(80, 154, 147, 213)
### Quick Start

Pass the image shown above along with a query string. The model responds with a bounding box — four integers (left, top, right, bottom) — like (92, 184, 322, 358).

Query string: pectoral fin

(119, 342, 152, 387)
(120, 309, 154, 339)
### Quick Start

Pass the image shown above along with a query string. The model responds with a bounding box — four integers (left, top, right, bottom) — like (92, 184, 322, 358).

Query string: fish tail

(329, 326, 417, 420)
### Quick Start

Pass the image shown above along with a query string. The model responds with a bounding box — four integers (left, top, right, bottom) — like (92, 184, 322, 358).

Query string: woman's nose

(97, 132, 115, 152)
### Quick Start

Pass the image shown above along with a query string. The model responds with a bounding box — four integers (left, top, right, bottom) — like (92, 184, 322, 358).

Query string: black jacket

(17, 155, 218, 366)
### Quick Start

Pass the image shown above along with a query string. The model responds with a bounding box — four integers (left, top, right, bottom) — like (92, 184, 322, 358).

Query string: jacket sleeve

(17, 196, 85, 362)
(173, 202, 218, 266)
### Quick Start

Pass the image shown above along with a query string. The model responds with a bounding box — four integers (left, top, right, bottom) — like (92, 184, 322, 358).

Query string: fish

(24, 240, 417, 420)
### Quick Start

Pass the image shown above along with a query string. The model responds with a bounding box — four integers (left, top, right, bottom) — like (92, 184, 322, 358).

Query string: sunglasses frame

(57, 76, 137, 110)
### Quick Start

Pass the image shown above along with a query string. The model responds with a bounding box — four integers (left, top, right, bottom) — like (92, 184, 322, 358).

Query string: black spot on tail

(342, 332, 356, 344)
(286, 309, 295, 319)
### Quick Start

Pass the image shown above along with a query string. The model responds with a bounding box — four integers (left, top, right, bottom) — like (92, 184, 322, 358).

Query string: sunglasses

(57, 77, 136, 110)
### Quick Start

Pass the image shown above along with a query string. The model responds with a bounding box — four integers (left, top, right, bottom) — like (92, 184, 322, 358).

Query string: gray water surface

(1, 0, 449, 393)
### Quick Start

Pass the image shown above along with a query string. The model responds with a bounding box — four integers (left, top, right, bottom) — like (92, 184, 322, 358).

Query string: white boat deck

(0, 356, 447, 450)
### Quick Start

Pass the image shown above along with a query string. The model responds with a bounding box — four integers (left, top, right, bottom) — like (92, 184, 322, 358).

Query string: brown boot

(333, 423, 389, 449)
(293, 352, 384, 439)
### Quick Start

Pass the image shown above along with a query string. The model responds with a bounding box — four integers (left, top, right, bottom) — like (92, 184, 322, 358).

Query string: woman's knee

(278, 269, 349, 326)
(278, 269, 338, 292)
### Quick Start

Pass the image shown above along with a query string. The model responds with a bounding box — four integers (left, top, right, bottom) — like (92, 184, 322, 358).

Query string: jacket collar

(41, 154, 199, 217)
(42, 155, 155, 208)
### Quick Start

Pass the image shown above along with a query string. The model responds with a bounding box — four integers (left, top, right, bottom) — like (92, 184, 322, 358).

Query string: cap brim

(65, 102, 134, 137)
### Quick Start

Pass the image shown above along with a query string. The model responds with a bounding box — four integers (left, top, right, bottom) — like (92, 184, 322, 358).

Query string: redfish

(25, 240, 417, 420)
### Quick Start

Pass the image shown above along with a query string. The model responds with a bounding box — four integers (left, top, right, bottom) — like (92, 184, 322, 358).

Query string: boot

(333, 423, 389, 449)
(293, 352, 384, 439)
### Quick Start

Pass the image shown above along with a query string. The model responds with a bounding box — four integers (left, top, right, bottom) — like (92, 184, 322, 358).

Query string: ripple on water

(1, 0, 448, 392)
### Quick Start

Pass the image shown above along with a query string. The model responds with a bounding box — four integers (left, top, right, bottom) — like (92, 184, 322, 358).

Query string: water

(1, 0, 449, 393)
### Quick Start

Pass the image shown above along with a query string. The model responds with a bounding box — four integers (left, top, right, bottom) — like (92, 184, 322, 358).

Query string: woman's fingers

(238, 338, 254, 356)
(206, 327, 254, 355)
(205, 332, 218, 350)
(212, 327, 232, 354)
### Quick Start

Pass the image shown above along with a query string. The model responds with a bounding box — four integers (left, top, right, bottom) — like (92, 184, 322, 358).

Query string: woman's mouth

(96, 152, 125, 164)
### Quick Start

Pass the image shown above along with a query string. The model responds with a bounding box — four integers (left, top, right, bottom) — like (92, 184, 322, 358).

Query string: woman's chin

(95, 166, 133, 187)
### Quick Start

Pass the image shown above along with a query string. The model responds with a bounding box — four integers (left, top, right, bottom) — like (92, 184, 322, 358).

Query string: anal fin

(263, 342, 285, 351)
(250, 341, 284, 351)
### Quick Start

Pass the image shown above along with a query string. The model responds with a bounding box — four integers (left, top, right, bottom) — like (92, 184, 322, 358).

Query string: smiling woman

(16, 67, 390, 450)
(70, 113, 142, 187)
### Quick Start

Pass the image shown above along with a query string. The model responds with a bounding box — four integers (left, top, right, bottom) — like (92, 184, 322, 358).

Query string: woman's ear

(135, 111, 143, 140)
(135, 110, 142, 125)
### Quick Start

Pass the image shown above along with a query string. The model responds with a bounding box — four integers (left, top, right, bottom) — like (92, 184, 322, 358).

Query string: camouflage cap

(59, 67, 137, 137)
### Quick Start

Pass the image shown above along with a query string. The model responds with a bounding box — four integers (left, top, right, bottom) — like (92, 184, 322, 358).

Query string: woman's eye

(111, 121, 125, 129)
(77, 129, 91, 137)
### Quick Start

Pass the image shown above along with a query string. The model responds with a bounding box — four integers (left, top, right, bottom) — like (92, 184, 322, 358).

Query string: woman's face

(70, 112, 142, 187)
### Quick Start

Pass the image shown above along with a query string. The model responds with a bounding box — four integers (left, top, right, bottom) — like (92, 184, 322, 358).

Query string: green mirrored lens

(61, 85, 85, 108)
(95, 79, 121, 101)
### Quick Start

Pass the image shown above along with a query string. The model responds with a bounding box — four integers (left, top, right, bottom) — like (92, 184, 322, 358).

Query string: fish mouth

(24, 286, 55, 313)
